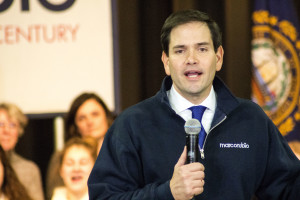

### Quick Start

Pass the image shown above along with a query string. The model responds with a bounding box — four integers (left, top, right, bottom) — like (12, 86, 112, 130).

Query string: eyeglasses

(0, 122, 18, 130)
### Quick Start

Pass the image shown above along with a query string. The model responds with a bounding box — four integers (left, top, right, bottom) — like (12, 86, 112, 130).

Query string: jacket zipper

(199, 116, 227, 159)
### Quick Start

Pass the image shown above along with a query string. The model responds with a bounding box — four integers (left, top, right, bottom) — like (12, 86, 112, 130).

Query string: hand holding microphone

(170, 119, 205, 200)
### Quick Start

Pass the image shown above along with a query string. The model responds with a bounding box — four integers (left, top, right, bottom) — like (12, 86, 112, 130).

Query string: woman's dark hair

(160, 9, 222, 56)
(0, 146, 33, 200)
(64, 92, 115, 141)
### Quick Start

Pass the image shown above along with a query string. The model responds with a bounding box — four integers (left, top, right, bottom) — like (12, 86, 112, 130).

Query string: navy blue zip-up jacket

(88, 76, 300, 200)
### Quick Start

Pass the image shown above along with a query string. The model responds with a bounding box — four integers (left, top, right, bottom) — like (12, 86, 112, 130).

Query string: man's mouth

(184, 70, 202, 78)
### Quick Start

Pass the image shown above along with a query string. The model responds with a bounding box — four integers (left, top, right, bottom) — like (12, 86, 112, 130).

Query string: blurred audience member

(46, 92, 115, 199)
(0, 103, 44, 200)
(0, 145, 33, 200)
(64, 92, 115, 151)
(51, 137, 97, 200)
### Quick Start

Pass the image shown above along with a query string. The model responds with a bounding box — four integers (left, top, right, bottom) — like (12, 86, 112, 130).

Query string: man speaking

(88, 10, 300, 199)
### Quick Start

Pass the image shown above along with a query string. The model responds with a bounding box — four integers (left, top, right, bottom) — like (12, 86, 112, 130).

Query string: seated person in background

(51, 137, 98, 200)
(46, 92, 115, 199)
(0, 145, 33, 200)
(0, 103, 44, 200)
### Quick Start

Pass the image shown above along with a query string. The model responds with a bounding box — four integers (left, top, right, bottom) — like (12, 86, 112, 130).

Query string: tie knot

(189, 106, 206, 122)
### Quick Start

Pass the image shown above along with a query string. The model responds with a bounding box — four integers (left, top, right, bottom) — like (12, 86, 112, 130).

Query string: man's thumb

(176, 146, 187, 167)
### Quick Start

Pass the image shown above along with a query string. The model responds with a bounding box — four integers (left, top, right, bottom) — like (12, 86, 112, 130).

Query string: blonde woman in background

(0, 103, 44, 200)
(51, 137, 97, 200)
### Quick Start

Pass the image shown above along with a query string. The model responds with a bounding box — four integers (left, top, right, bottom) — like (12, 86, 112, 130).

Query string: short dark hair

(160, 9, 222, 56)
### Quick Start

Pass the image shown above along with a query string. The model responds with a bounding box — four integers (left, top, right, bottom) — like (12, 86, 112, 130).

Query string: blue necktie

(189, 106, 207, 149)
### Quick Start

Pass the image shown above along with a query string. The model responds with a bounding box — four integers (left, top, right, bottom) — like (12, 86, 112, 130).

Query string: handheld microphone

(184, 119, 201, 164)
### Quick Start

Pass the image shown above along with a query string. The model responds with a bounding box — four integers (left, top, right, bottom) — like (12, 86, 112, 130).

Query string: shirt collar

(167, 84, 216, 114)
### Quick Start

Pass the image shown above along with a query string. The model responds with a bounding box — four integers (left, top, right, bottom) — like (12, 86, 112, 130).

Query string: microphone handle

(187, 134, 198, 199)
(186, 134, 199, 164)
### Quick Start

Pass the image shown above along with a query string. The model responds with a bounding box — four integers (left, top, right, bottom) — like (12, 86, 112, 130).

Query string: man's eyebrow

(172, 45, 185, 49)
(172, 42, 210, 49)
(196, 42, 210, 46)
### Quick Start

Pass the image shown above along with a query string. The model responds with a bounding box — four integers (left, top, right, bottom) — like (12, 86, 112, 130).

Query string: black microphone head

(184, 118, 201, 135)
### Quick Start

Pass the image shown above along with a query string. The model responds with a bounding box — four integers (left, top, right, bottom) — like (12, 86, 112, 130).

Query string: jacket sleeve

(87, 121, 174, 200)
(256, 120, 300, 199)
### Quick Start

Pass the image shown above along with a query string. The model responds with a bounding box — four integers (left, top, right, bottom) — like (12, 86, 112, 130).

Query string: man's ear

(215, 46, 224, 72)
(161, 51, 170, 75)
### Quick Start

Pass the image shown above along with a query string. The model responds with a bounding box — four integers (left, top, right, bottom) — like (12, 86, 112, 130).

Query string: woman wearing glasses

(0, 103, 44, 200)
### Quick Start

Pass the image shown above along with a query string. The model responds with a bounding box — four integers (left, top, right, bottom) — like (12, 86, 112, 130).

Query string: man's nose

(186, 50, 198, 65)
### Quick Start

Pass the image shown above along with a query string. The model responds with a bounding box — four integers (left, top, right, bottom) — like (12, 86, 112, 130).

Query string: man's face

(162, 22, 223, 104)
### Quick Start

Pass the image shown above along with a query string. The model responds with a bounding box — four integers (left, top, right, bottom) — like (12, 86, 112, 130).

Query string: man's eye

(175, 50, 184, 54)
(199, 47, 208, 52)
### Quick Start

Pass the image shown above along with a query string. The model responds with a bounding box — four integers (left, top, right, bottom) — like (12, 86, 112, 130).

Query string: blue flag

(251, 0, 300, 142)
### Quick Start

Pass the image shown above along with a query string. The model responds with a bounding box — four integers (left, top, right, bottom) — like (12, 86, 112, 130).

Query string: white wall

(0, 0, 115, 114)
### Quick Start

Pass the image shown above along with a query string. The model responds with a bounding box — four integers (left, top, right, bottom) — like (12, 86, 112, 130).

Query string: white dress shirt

(167, 85, 216, 134)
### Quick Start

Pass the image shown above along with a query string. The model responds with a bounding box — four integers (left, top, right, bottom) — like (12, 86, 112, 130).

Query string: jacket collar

(158, 76, 240, 126)
(211, 77, 240, 128)
(213, 76, 240, 115)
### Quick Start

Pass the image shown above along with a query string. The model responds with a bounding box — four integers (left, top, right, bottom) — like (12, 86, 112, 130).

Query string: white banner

(0, 0, 114, 114)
